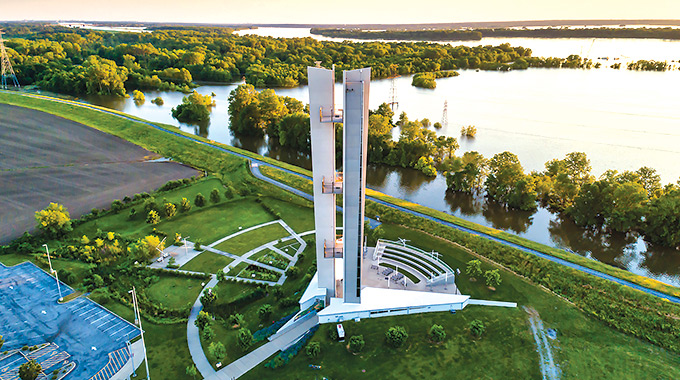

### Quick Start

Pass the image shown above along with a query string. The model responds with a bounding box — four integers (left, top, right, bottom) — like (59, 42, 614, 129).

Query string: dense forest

(1, 23, 598, 98)
(311, 27, 680, 41)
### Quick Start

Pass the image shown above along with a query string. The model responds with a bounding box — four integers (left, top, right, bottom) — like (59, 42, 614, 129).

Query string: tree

(543, 152, 594, 210)
(469, 319, 485, 337)
(484, 269, 501, 288)
(644, 190, 680, 247)
(349, 335, 365, 353)
(172, 91, 214, 123)
(465, 259, 482, 278)
(285, 266, 300, 278)
(258, 304, 272, 320)
(274, 113, 311, 152)
(164, 203, 177, 218)
(151, 97, 164, 106)
(200, 288, 217, 311)
(35, 202, 72, 237)
(201, 325, 215, 340)
(186, 364, 198, 379)
(306, 341, 321, 357)
(84, 55, 128, 96)
(195, 193, 206, 207)
(429, 324, 446, 343)
(238, 327, 253, 351)
(132, 90, 145, 104)
(195, 311, 212, 330)
(208, 341, 226, 360)
(132, 235, 165, 261)
(485, 152, 531, 208)
(229, 313, 245, 328)
(18, 360, 42, 380)
(146, 210, 160, 224)
(385, 326, 408, 348)
(224, 187, 235, 199)
(180, 197, 191, 212)
(210, 188, 221, 203)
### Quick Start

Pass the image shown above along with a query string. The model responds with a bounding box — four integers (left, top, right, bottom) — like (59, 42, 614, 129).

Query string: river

(80, 28, 680, 286)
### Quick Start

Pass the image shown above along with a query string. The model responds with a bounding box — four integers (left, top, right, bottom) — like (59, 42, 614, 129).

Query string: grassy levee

(259, 165, 680, 354)
(258, 165, 680, 299)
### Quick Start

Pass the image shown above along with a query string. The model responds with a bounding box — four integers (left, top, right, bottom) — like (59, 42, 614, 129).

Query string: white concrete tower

(307, 67, 341, 299)
(342, 68, 371, 304)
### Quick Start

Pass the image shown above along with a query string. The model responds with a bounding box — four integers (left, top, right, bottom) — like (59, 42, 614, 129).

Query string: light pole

(129, 287, 151, 380)
(126, 340, 136, 378)
(42, 244, 63, 302)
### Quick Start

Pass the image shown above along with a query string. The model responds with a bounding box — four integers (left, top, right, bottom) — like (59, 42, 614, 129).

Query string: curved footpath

(4, 91, 679, 305)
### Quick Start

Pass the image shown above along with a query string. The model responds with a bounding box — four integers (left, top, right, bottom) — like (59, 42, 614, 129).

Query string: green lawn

(180, 251, 234, 274)
(145, 275, 205, 310)
(242, 225, 680, 379)
(0, 253, 93, 287)
(214, 223, 289, 255)
(104, 301, 200, 380)
(73, 196, 275, 244)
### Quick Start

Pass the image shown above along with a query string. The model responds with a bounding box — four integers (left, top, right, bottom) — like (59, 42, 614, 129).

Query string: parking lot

(0, 262, 140, 379)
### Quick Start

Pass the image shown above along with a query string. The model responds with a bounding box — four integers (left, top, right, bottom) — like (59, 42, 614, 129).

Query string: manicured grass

(105, 301, 200, 380)
(145, 275, 205, 310)
(260, 197, 317, 232)
(227, 262, 249, 276)
(73, 196, 275, 245)
(214, 223, 289, 255)
(243, 226, 680, 380)
(0, 252, 93, 287)
(181, 251, 234, 274)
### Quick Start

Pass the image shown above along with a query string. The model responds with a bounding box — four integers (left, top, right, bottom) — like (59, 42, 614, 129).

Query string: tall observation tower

(289, 65, 498, 326)
(307, 66, 370, 304)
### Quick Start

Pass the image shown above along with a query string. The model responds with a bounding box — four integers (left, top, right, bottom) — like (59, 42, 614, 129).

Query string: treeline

(444, 151, 680, 248)
(2, 22, 596, 97)
(310, 28, 483, 41)
(228, 84, 457, 176)
(312, 27, 680, 41)
(411, 70, 459, 89)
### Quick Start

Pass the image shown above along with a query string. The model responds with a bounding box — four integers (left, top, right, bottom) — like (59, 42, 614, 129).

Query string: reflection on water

(76, 47, 680, 286)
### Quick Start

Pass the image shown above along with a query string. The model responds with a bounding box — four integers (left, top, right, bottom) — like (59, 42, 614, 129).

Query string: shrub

(306, 341, 321, 357)
(285, 266, 300, 278)
(201, 325, 214, 340)
(34, 203, 72, 237)
(385, 326, 408, 348)
(210, 188, 221, 203)
(228, 313, 245, 328)
(484, 269, 501, 288)
(258, 304, 273, 320)
(238, 328, 253, 351)
(224, 186, 235, 199)
(180, 197, 191, 212)
(151, 97, 164, 106)
(208, 341, 226, 360)
(349, 335, 365, 353)
(278, 297, 298, 308)
(465, 259, 482, 278)
(146, 210, 160, 225)
(469, 319, 485, 337)
(18, 359, 42, 380)
(110, 199, 124, 212)
(195, 193, 206, 207)
(164, 203, 177, 218)
(89, 288, 111, 305)
(328, 324, 338, 340)
(200, 288, 218, 311)
(429, 324, 446, 343)
(195, 311, 212, 330)
(128, 208, 137, 220)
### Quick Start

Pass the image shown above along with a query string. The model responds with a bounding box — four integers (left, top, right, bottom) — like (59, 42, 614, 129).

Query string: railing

(322, 173, 343, 194)
(319, 106, 343, 123)
(324, 237, 343, 258)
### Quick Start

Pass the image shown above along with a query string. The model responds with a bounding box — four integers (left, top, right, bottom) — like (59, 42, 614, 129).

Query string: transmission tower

(441, 100, 448, 129)
(0, 30, 20, 89)
(388, 76, 398, 110)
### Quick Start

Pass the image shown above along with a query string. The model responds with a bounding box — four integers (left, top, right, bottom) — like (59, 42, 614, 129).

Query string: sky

(4, 0, 680, 24)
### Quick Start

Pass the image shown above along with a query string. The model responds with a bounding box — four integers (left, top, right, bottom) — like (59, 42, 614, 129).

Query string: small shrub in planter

(385, 326, 408, 348)
(429, 324, 446, 343)
(349, 335, 365, 353)
(469, 319, 485, 337)
(306, 341, 321, 357)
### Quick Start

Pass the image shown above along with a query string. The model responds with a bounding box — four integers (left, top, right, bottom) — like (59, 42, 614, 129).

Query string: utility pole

(388, 76, 398, 110)
(0, 30, 20, 89)
(129, 287, 151, 380)
(441, 100, 448, 129)
(42, 244, 63, 302)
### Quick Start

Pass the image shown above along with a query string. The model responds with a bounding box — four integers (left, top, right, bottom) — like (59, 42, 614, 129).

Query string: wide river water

(81, 28, 680, 285)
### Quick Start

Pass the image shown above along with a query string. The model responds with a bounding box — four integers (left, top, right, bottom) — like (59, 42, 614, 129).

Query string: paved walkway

(187, 275, 219, 380)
